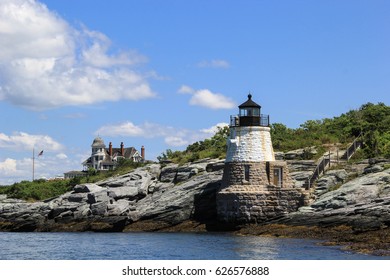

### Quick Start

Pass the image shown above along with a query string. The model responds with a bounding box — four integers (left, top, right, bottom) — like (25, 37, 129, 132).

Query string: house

(82, 137, 145, 171)
(64, 170, 87, 180)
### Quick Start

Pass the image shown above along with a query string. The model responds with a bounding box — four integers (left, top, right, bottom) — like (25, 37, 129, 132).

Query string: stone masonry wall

(221, 161, 293, 190)
(217, 161, 301, 224)
(216, 187, 305, 224)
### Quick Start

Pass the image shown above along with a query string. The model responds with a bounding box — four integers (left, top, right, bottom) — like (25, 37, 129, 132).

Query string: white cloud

(197, 59, 230, 69)
(178, 85, 235, 110)
(164, 136, 189, 147)
(56, 153, 68, 159)
(0, 154, 84, 185)
(0, 131, 63, 151)
(0, 0, 155, 110)
(191, 89, 235, 109)
(200, 123, 229, 134)
(95, 121, 228, 148)
(0, 158, 17, 175)
(177, 85, 195, 94)
(0, 157, 32, 184)
(95, 121, 145, 137)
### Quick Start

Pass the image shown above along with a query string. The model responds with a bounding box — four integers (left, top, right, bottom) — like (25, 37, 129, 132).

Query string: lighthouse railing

(230, 114, 270, 127)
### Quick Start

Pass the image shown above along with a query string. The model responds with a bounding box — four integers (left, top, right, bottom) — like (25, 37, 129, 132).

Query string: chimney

(120, 142, 124, 156)
(141, 145, 145, 159)
(109, 142, 113, 157)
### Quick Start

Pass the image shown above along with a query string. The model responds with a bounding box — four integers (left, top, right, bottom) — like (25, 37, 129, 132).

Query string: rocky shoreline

(1, 158, 390, 256)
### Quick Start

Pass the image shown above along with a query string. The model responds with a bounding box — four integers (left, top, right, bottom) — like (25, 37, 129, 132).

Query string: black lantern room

(236, 94, 269, 127)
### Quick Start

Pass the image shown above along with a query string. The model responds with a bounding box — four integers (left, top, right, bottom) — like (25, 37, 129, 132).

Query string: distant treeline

(159, 102, 390, 163)
(271, 102, 390, 158)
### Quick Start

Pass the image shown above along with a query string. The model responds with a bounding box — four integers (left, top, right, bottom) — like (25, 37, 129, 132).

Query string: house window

(244, 165, 250, 182)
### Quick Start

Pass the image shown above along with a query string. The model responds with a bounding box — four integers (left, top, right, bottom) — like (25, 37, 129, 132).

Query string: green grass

(0, 160, 146, 201)
(0, 179, 73, 201)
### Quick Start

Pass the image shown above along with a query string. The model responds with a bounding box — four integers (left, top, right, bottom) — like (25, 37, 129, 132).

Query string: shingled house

(82, 137, 145, 171)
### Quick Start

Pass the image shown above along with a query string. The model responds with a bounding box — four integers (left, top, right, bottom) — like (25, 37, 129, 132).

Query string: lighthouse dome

(238, 93, 261, 109)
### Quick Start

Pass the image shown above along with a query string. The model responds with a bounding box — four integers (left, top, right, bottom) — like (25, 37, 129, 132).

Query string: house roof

(110, 147, 138, 159)
(83, 140, 141, 168)
(92, 136, 106, 147)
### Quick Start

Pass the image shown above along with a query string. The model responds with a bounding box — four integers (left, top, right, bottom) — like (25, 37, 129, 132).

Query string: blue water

(0, 232, 388, 260)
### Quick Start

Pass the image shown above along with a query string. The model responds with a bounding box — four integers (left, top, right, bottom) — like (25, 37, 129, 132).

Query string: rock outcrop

(0, 160, 223, 232)
(279, 162, 390, 231)
(1, 157, 390, 233)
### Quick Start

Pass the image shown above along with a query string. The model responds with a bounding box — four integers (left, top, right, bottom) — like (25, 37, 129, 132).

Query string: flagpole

(32, 148, 35, 181)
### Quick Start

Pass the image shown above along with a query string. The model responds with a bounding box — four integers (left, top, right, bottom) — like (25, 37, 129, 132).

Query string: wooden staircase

(303, 134, 363, 189)
(340, 134, 363, 161)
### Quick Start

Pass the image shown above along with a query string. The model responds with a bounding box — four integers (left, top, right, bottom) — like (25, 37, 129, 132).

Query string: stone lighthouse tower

(217, 94, 304, 224)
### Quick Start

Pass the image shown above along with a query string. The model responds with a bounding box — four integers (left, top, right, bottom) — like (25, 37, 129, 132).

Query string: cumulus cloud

(164, 136, 189, 147)
(189, 89, 235, 109)
(0, 0, 155, 110)
(56, 153, 68, 159)
(95, 121, 146, 137)
(0, 158, 17, 175)
(197, 59, 230, 69)
(200, 122, 229, 134)
(0, 131, 63, 151)
(178, 85, 235, 110)
(0, 154, 83, 185)
(95, 121, 228, 147)
(0, 157, 33, 184)
(177, 85, 195, 94)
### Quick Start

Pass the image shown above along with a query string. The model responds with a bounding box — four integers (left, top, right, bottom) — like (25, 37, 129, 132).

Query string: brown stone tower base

(216, 187, 305, 224)
(217, 161, 305, 224)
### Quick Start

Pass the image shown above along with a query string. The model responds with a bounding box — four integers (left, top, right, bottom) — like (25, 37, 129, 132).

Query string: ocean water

(0, 232, 388, 260)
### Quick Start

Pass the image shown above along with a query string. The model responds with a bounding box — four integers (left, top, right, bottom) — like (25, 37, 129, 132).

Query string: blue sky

(0, 0, 389, 184)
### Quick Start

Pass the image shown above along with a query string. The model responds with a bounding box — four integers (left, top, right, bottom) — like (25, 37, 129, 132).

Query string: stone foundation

(216, 186, 305, 224)
(217, 161, 304, 224)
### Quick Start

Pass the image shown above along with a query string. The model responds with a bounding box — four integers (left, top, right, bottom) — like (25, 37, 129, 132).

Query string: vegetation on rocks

(157, 126, 229, 164)
(0, 160, 145, 201)
(159, 102, 389, 163)
(0, 179, 73, 202)
(271, 102, 390, 158)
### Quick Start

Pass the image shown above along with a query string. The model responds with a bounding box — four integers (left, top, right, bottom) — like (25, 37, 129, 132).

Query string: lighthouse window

(274, 167, 283, 187)
(244, 165, 250, 181)
(230, 129, 236, 139)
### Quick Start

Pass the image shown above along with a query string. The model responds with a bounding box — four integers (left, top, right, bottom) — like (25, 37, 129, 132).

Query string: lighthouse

(217, 94, 304, 224)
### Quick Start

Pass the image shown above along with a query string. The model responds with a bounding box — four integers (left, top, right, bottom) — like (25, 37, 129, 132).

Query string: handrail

(304, 134, 363, 189)
(341, 134, 363, 161)
(304, 153, 331, 189)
